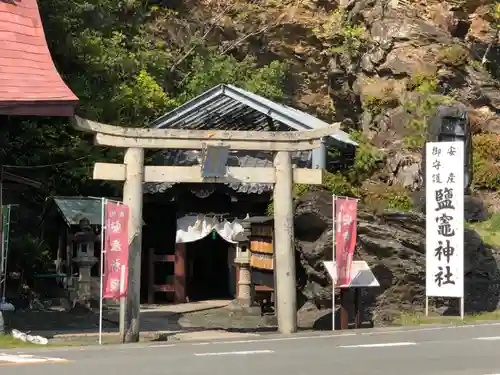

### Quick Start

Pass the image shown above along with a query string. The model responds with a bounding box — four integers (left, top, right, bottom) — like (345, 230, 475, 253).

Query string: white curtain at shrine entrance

(175, 215, 244, 244)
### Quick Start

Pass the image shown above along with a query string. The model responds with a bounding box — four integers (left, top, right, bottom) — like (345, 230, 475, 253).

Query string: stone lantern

(71, 218, 98, 307)
(230, 219, 259, 313)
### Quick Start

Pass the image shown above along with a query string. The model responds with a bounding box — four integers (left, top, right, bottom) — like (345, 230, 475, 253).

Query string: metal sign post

(1, 205, 11, 302)
(332, 195, 336, 331)
(0, 205, 14, 313)
(98, 198, 106, 345)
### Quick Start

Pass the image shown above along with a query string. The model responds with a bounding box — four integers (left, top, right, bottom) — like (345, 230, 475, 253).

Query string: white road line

(194, 350, 274, 357)
(30, 321, 500, 354)
(149, 344, 176, 348)
(0, 355, 46, 363)
(361, 323, 500, 336)
(475, 336, 500, 341)
(185, 322, 500, 347)
(339, 342, 417, 348)
(359, 323, 500, 336)
(0, 354, 68, 364)
(361, 327, 447, 335)
(190, 333, 356, 346)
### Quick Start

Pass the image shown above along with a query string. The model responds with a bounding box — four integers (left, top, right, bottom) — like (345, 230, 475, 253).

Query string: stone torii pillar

(73, 116, 342, 341)
(122, 148, 144, 341)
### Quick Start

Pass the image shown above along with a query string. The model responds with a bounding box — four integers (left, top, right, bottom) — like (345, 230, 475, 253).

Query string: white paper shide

(425, 141, 464, 298)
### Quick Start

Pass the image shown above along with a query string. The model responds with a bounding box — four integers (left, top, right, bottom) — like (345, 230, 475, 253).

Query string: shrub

(362, 183, 414, 212)
(472, 134, 500, 190)
(348, 130, 385, 182)
(407, 73, 439, 94)
(402, 72, 452, 150)
(437, 44, 469, 68)
(291, 130, 382, 199)
(362, 94, 399, 115)
(312, 9, 368, 64)
(293, 171, 361, 200)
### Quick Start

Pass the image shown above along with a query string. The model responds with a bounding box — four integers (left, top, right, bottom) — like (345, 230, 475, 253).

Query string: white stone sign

(425, 141, 464, 298)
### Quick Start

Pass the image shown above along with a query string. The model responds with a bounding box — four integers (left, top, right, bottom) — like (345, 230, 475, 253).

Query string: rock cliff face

(184, 0, 500, 192)
(294, 190, 500, 324)
(330, 0, 500, 189)
(191, 1, 500, 117)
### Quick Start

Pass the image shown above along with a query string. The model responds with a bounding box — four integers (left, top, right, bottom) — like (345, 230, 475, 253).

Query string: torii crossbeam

(73, 116, 343, 342)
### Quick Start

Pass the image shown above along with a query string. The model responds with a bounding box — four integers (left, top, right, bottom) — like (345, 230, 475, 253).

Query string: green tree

(3, 0, 288, 200)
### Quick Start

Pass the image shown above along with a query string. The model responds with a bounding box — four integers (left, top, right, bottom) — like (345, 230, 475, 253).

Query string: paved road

(4, 323, 500, 375)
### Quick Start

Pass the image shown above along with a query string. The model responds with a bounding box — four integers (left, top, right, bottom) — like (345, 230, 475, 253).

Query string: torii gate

(74, 116, 340, 342)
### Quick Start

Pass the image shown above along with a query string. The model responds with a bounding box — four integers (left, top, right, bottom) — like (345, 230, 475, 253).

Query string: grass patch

(0, 333, 87, 348)
(394, 310, 500, 326)
(0, 331, 157, 348)
(0, 334, 39, 348)
(469, 212, 500, 247)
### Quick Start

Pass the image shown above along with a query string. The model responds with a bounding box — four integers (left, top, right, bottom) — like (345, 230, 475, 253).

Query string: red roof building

(0, 0, 78, 116)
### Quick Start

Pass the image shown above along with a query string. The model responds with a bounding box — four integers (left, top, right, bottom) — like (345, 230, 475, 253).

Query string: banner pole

(460, 297, 464, 320)
(332, 195, 336, 332)
(118, 200, 126, 344)
(99, 198, 106, 345)
(425, 296, 429, 317)
(1, 206, 9, 305)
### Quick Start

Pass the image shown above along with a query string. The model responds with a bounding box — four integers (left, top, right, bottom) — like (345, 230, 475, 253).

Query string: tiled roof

(152, 84, 357, 147)
(146, 84, 357, 194)
(42, 196, 122, 226)
(0, 0, 78, 116)
(147, 84, 357, 195)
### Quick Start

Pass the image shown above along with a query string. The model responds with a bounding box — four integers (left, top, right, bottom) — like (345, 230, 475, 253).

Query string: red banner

(103, 202, 130, 299)
(334, 198, 357, 287)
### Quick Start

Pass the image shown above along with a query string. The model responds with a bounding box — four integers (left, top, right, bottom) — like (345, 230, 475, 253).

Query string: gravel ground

(3, 307, 118, 337)
(3, 302, 340, 347)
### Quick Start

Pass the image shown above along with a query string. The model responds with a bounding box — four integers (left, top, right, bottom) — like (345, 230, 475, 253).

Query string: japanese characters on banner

(425, 141, 464, 298)
(103, 202, 130, 299)
(334, 197, 358, 287)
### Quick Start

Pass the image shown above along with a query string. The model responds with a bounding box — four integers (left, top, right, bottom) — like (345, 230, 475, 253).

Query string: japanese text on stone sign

(425, 142, 464, 298)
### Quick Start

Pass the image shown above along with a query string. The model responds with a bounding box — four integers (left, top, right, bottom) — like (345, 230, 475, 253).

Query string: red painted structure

(148, 244, 186, 304)
(0, 0, 78, 116)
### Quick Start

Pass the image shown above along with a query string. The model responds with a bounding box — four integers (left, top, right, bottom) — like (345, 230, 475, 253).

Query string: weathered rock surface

(294, 190, 500, 325)
(182, 0, 500, 194)
(412, 191, 488, 222)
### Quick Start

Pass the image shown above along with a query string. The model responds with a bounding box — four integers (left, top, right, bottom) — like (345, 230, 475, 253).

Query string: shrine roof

(43, 197, 104, 227)
(151, 84, 357, 147)
(0, 0, 78, 116)
(147, 84, 357, 195)
(41, 196, 142, 228)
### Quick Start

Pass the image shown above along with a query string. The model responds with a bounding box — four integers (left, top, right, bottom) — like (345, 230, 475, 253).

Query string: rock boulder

(294, 190, 500, 325)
